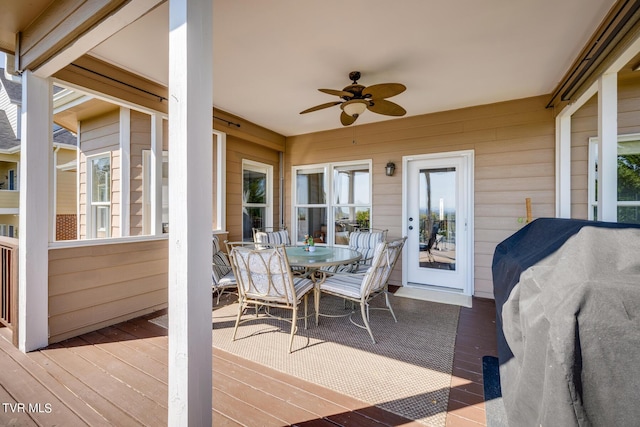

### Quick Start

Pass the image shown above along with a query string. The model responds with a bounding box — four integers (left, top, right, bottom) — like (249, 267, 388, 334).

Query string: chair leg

(360, 302, 376, 344)
(385, 291, 398, 322)
(232, 301, 244, 341)
(289, 305, 297, 353)
(304, 294, 308, 330)
(314, 287, 320, 326)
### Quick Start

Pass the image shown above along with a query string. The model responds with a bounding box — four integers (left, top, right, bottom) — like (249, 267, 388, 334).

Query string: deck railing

(0, 237, 18, 346)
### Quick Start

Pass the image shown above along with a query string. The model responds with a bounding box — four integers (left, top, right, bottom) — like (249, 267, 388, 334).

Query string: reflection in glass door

(418, 167, 456, 271)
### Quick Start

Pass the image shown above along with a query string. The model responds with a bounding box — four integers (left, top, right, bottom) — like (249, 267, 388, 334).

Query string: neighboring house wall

(286, 95, 556, 299)
(570, 75, 640, 219)
(0, 80, 18, 137)
(55, 148, 78, 240)
(56, 148, 77, 214)
(0, 215, 18, 236)
(225, 135, 281, 242)
(0, 152, 20, 236)
(48, 238, 168, 343)
(78, 109, 120, 239)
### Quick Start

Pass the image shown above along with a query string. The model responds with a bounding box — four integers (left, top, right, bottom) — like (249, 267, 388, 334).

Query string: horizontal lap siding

(55, 149, 78, 215)
(48, 239, 168, 343)
(286, 96, 556, 298)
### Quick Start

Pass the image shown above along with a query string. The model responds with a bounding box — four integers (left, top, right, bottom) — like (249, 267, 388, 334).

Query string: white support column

(597, 73, 618, 222)
(151, 113, 163, 235)
(555, 114, 572, 218)
(168, 0, 213, 425)
(18, 71, 51, 352)
(120, 107, 131, 237)
(554, 82, 598, 220)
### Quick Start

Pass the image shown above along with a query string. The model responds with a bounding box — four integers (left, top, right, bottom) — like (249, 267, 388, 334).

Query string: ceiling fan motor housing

(342, 84, 365, 100)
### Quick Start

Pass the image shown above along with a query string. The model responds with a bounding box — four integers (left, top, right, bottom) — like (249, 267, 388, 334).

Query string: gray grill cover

(493, 219, 640, 426)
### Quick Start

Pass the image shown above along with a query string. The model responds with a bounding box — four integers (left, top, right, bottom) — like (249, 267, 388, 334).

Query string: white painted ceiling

(87, 1, 615, 136)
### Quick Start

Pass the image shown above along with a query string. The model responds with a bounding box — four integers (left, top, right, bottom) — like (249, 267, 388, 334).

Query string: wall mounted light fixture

(385, 162, 396, 176)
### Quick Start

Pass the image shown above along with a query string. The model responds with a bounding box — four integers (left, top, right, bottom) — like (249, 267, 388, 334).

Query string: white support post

(18, 71, 51, 352)
(555, 113, 572, 218)
(120, 107, 131, 237)
(597, 73, 618, 222)
(168, 0, 213, 425)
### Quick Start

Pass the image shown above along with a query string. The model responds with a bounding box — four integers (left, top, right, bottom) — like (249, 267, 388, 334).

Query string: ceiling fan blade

(340, 111, 358, 126)
(319, 88, 354, 98)
(362, 83, 406, 99)
(367, 99, 406, 116)
(300, 101, 342, 114)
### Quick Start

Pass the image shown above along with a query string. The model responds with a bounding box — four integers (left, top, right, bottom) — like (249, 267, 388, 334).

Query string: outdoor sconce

(385, 162, 396, 176)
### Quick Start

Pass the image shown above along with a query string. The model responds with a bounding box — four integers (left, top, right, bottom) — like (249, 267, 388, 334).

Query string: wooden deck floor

(0, 297, 497, 426)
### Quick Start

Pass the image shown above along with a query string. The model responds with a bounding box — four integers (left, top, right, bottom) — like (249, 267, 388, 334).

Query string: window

(88, 154, 111, 238)
(589, 136, 640, 224)
(212, 131, 227, 232)
(142, 150, 169, 234)
(242, 160, 273, 241)
(293, 161, 372, 245)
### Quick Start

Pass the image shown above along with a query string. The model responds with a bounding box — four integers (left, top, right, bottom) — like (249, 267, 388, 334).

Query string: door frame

(398, 150, 474, 307)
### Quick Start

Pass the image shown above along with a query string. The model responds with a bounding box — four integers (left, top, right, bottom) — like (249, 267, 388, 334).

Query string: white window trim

(142, 149, 169, 235)
(213, 130, 227, 232)
(291, 160, 372, 245)
(588, 133, 640, 221)
(242, 159, 273, 234)
(86, 153, 111, 238)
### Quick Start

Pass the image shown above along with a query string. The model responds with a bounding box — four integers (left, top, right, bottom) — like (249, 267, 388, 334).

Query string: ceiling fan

(300, 71, 406, 126)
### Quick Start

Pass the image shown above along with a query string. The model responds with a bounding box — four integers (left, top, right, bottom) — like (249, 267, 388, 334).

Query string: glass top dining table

(285, 246, 362, 269)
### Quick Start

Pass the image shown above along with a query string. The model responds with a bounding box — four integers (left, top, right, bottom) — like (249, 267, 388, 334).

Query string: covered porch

(1, 0, 640, 424)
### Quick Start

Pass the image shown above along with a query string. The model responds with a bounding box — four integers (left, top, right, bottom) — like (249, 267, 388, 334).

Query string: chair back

(359, 241, 393, 296)
(212, 234, 232, 284)
(228, 245, 296, 306)
(348, 229, 387, 264)
(381, 237, 407, 285)
(253, 227, 291, 246)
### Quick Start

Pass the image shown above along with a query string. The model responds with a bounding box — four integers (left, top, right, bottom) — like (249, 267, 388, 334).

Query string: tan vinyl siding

(55, 148, 77, 215)
(225, 136, 281, 242)
(286, 95, 556, 299)
(48, 239, 168, 343)
(0, 191, 19, 208)
(570, 75, 640, 219)
(78, 108, 120, 239)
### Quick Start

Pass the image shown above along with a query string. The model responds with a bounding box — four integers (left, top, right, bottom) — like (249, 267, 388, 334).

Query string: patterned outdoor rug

(209, 293, 460, 427)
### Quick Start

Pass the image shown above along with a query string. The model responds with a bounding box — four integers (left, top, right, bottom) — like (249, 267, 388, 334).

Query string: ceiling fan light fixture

(342, 99, 368, 117)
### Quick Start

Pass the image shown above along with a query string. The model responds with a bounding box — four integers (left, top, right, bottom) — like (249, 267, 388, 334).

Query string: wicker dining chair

(212, 234, 237, 304)
(315, 237, 405, 344)
(227, 243, 314, 353)
(252, 226, 291, 246)
(336, 228, 388, 273)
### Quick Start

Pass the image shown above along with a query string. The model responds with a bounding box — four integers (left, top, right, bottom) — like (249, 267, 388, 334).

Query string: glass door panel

(418, 167, 456, 271)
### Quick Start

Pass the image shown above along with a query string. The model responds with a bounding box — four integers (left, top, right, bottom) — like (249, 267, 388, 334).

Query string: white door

(402, 151, 473, 299)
